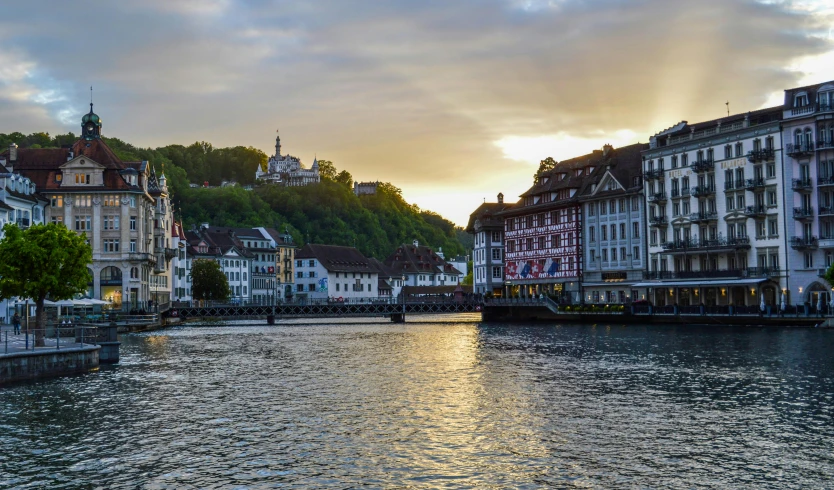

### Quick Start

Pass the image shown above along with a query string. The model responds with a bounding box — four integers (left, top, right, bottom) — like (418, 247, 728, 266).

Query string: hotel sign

(602, 272, 627, 281)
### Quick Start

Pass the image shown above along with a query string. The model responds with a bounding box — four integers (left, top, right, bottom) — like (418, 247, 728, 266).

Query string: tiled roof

(465, 201, 509, 233)
(296, 244, 377, 273)
(784, 80, 834, 105)
(578, 143, 647, 199)
(0, 200, 14, 211)
(383, 243, 462, 276)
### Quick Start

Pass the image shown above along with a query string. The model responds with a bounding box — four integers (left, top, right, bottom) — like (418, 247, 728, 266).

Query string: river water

(1, 318, 833, 489)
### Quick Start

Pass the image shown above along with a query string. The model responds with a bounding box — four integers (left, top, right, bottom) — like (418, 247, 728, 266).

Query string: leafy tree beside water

(0, 223, 92, 346)
(191, 259, 231, 302)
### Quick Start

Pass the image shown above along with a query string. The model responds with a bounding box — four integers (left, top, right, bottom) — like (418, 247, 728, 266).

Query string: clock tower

(81, 102, 102, 140)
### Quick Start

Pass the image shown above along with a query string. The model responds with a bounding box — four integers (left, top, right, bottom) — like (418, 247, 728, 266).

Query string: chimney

(602, 144, 612, 157)
(67, 149, 74, 161)
(200, 222, 210, 231)
(497, 192, 504, 204)
(413, 239, 419, 248)
(9, 143, 18, 162)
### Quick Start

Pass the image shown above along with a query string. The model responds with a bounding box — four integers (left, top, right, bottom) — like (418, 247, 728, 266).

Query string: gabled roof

(785, 80, 834, 105)
(578, 143, 646, 200)
(296, 244, 377, 273)
(368, 257, 399, 278)
(466, 201, 509, 233)
(383, 243, 463, 276)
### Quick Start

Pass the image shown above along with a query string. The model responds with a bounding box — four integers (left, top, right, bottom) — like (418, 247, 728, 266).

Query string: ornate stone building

(1, 104, 175, 311)
(255, 133, 320, 186)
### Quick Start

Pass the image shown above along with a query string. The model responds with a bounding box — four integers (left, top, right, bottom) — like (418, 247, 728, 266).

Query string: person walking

(12, 312, 21, 335)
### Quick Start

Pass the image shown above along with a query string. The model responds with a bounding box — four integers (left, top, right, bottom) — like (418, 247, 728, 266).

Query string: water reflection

(0, 321, 832, 488)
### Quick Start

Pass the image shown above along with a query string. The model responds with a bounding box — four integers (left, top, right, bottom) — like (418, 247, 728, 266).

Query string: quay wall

(0, 346, 100, 385)
(482, 305, 824, 327)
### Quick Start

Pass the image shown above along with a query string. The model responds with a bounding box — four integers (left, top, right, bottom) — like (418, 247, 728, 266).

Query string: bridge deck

(173, 301, 481, 319)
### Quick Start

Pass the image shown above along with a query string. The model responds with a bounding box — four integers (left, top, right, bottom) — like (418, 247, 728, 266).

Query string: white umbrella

(74, 299, 95, 306)
(85, 299, 110, 305)
(13, 299, 56, 306)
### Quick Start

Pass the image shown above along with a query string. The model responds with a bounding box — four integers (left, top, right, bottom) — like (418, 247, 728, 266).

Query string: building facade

(781, 81, 834, 305)
(294, 244, 379, 300)
(579, 144, 648, 304)
(638, 107, 786, 307)
(255, 133, 320, 186)
(1, 104, 174, 312)
(466, 193, 508, 295)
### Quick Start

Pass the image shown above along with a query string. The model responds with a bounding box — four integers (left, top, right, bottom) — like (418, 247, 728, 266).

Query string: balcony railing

(128, 253, 156, 264)
(648, 192, 667, 203)
(744, 178, 766, 191)
(792, 178, 813, 191)
(791, 104, 817, 116)
(649, 216, 668, 227)
(690, 211, 718, 223)
(724, 181, 736, 191)
(819, 206, 834, 217)
(790, 236, 819, 250)
(660, 236, 750, 252)
(746, 148, 775, 163)
(690, 185, 715, 197)
(819, 176, 834, 187)
(793, 207, 814, 220)
(671, 188, 690, 199)
(817, 140, 834, 151)
(644, 168, 665, 180)
(744, 205, 768, 217)
(690, 159, 715, 173)
(786, 142, 815, 157)
(644, 268, 779, 280)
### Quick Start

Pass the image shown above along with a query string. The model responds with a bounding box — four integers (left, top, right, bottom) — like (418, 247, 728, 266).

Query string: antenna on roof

(725, 100, 729, 117)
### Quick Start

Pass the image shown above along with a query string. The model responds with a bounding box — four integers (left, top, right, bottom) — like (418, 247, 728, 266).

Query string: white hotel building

(638, 107, 787, 309)
(781, 81, 834, 305)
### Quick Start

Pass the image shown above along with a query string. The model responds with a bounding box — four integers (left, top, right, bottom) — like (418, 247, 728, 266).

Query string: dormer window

(607, 180, 617, 191)
(795, 92, 809, 107)
(75, 173, 90, 184)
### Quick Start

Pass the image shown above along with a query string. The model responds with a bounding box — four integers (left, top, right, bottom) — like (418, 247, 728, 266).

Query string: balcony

(786, 142, 815, 157)
(649, 216, 668, 227)
(128, 253, 156, 264)
(819, 206, 834, 217)
(817, 140, 834, 151)
(793, 207, 814, 221)
(690, 211, 718, 223)
(164, 247, 178, 261)
(690, 159, 715, 173)
(792, 178, 813, 192)
(671, 188, 690, 199)
(820, 176, 834, 187)
(647, 192, 667, 204)
(690, 185, 715, 197)
(790, 236, 819, 250)
(744, 205, 768, 217)
(660, 236, 750, 254)
(724, 181, 737, 191)
(644, 168, 665, 180)
(747, 148, 775, 163)
(644, 268, 779, 280)
(744, 178, 766, 191)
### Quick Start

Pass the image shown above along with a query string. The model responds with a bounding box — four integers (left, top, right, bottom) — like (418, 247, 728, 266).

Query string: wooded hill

(0, 131, 471, 259)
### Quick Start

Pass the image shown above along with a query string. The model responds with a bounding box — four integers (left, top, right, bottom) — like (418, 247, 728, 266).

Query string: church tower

(81, 102, 102, 140)
(275, 133, 281, 157)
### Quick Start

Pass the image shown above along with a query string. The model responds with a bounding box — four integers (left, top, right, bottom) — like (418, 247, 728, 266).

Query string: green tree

(824, 263, 834, 290)
(191, 259, 230, 302)
(334, 169, 353, 188)
(534, 156, 558, 182)
(461, 260, 474, 285)
(0, 223, 92, 346)
(316, 159, 337, 181)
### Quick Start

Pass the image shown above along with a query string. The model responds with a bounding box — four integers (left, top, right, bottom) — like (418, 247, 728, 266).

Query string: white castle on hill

(255, 133, 320, 187)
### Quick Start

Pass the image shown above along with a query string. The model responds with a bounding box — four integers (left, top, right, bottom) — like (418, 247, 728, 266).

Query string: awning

(632, 278, 768, 288)
(581, 282, 639, 287)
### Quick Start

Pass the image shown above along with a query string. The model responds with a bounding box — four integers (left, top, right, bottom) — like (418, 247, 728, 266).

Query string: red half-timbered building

(498, 154, 598, 302)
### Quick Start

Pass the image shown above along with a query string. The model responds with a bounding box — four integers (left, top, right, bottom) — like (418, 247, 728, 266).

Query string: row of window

(226, 271, 247, 282)
(475, 266, 504, 281)
(475, 231, 503, 245)
(586, 196, 641, 217)
(506, 233, 577, 253)
(589, 247, 640, 263)
(646, 137, 775, 170)
(474, 248, 502, 263)
(588, 222, 641, 243)
(50, 195, 138, 208)
(506, 208, 577, 231)
(651, 253, 779, 273)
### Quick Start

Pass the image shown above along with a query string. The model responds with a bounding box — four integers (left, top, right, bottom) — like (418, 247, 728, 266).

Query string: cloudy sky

(1, 1, 833, 225)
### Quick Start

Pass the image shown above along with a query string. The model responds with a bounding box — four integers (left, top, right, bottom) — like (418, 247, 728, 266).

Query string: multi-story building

(255, 133, 320, 186)
(383, 241, 464, 288)
(466, 193, 509, 296)
(263, 227, 296, 301)
(294, 244, 379, 300)
(637, 107, 786, 307)
(171, 221, 191, 302)
(1, 104, 173, 311)
(579, 143, 648, 304)
(497, 153, 597, 303)
(781, 81, 834, 305)
(185, 226, 254, 303)
(0, 160, 48, 321)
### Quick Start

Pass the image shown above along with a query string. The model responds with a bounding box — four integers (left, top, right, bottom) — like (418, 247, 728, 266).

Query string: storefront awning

(632, 278, 768, 288)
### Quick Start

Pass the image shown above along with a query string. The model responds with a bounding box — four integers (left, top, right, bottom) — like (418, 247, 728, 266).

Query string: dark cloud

(0, 0, 831, 224)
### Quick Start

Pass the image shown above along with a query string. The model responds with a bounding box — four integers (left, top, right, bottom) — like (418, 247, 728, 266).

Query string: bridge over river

(171, 299, 483, 323)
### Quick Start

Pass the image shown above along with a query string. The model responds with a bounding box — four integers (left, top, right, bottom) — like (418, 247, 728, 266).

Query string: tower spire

(90, 86, 94, 113)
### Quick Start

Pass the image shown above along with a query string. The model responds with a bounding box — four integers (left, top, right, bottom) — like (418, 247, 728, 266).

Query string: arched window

(794, 129, 803, 146)
(804, 128, 813, 146)
(101, 266, 123, 284)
